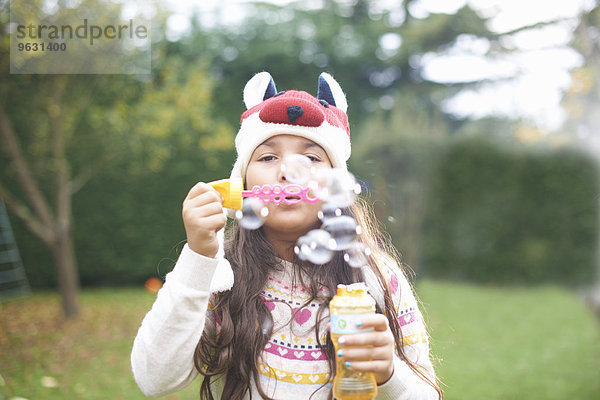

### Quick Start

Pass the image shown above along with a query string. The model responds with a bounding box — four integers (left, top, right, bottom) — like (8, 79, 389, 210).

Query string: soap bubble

(318, 202, 343, 222)
(294, 229, 335, 264)
(313, 168, 361, 208)
(281, 154, 314, 185)
(235, 197, 269, 230)
(322, 215, 360, 251)
(261, 314, 274, 337)
(343, 242, 372, 268)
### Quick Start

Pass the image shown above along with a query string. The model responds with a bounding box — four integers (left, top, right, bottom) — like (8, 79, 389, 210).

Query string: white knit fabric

(131, 246, 439, 399)
(229, 72, 351, 185)
(229, 112, 351, 183)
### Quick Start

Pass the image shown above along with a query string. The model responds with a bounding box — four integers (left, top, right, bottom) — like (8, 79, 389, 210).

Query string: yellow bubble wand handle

(208, 178, 243, 210)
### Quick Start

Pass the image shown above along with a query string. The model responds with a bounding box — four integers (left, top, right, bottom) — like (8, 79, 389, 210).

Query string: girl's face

(245, 134, 332, 241)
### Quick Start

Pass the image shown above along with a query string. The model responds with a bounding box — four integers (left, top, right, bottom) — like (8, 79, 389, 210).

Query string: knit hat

(230, 72, 351, 184)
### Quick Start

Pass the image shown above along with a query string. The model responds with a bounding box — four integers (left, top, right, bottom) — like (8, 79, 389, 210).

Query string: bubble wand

(209, 178, 320, 210)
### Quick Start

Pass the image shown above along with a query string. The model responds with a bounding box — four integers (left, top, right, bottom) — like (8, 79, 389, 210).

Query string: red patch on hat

(241, 90, 349, 136)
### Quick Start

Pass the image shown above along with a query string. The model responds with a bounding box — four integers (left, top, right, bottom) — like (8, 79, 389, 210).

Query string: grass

(0, 289, 201, 400)
(419, 281, 600, 400)
(0, 281, 598, 400)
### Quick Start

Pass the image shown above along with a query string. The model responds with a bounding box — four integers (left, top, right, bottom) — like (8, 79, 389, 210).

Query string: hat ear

(243, 72, 278, 109)
(317, 72, 347, 113)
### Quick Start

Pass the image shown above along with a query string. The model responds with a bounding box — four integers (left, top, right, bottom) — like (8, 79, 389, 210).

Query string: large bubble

(312, 168, 361, 209)
(294, 229, 335, 264)
(281, 154, 314, 185)
(322, 215, 360, 251)
(235, 197, 269, 230)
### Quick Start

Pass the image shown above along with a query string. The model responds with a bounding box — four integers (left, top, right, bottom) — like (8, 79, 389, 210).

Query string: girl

(131, 72, 442, 399)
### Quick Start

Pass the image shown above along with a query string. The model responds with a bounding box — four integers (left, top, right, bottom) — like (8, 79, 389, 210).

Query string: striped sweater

(131, 244, 438, 399)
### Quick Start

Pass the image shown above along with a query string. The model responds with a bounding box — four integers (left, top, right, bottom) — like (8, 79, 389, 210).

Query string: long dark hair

(194, 197, 442, 399)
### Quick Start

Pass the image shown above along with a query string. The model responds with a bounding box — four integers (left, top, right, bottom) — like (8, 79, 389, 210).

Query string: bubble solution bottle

(330, 283, 377, 400)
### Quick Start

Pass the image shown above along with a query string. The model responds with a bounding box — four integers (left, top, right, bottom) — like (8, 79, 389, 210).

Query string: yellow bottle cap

(336, 282, 368, 296)
(209, 178, 243, 210)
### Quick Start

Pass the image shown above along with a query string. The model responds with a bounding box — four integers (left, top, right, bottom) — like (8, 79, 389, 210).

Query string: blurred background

(1, 0, 599, 399)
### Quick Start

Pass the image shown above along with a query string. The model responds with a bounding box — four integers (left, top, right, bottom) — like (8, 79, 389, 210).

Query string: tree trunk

(51, 219, 80, 318)
(51, 76, 80, 318)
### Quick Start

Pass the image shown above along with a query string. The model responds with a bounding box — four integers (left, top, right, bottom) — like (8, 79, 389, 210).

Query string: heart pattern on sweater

(293, 308, 312, 325)
(390, 273, 399, 295)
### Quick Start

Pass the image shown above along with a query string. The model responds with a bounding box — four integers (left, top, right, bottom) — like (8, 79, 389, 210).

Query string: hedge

(421, 137, 599, 285)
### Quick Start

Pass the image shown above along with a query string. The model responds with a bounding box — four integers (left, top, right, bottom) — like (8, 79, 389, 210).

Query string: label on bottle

(330, 313, 375, 335)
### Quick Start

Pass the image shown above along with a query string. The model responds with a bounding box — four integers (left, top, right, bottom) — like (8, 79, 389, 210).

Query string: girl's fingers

(185, 190, 224, 208)
(337, 346, 390, 363)
(338, 329, 394, 348)
(197, 213, 228, 231)
(342, 359, 392, 374)
(185, 182, 210, 201)
(351, 314, 390, 332)
(184, 199, 224, 219)
(184, 182, 224, 203)
(334, 316, 396, 385)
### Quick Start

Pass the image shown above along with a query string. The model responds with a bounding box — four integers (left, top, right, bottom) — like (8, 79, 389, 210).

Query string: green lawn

(419, 281, 600, 400)
(0, 281, 598, 400)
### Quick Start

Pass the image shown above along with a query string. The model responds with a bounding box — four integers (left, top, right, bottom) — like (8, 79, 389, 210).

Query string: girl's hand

(335, 314, 395, 385)
(182, 182, 227, 258)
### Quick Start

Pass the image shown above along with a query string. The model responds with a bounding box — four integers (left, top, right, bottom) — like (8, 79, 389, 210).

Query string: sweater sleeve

(375, 266, 440, 400)
(130, 243, 220, 397)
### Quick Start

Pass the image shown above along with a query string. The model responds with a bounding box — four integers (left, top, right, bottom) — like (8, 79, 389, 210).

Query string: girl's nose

(277, 161, 288, 183)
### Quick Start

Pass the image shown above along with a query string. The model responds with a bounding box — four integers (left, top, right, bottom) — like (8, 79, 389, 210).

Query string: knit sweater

(131, 244, 439, 399)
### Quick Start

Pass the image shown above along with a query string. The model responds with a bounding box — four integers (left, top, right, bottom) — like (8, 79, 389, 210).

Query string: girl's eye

(258, 155, 276, 162)
(306, 155, 321, 162)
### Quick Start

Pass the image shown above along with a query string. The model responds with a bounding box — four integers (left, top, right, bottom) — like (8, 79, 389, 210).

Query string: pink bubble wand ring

(208, 178, 320, 209)
(243, 184, 320, 205)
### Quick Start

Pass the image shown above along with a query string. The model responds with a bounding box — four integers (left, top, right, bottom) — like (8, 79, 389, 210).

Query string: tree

(0, 2, 233, 316)
(561, 2, 600, 152)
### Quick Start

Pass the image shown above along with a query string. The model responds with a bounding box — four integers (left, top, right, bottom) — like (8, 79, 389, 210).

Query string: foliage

(350, 92, 449, 272)
(1, 1, 234, 287)
(176, 0, 499, 130)
(421, 136, 599, 285)
(1, 283, 599, 399)
(3, 0, 598, 289)
(560, 1, 600, 151)
(7, 54, 235, 288)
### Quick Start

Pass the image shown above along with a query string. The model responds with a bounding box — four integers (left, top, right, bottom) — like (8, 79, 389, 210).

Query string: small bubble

(261, 315, 274, 337)
(295, 229, 335, 264)
(236, 197, 268, 230)
(318, 202, 343, 222)
(322, 215, 359, 251)
(315, 168, 359, 208)
(281, 154, 314, 185)
(344, 242, 372, 268)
